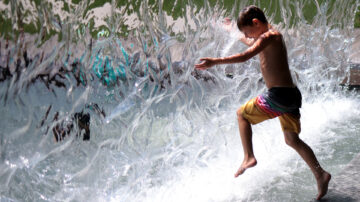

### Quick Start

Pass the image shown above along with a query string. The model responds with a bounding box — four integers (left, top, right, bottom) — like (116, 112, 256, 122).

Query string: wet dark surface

(317, 153, 360, 202)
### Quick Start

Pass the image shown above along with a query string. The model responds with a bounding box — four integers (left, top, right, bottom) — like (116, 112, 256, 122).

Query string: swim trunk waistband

(255, 86, 302, 118)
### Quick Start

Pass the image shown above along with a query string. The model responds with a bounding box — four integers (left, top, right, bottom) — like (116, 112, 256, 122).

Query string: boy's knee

(236, 107, 244, 118)
(284, 131, 300, 147)
(237, 107, 252, 126)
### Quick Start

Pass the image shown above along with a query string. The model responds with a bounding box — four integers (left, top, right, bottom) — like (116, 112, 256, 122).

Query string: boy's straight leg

(283, 131, 331, 200)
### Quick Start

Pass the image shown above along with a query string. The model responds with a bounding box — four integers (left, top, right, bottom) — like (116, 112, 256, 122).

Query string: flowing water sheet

(0, 0, 360, 201)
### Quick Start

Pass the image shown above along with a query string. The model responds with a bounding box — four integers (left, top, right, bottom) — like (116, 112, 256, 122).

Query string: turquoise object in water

(93, 54, 103, 79)
(116, 64, 127, 80)
(91, 52, 130, 85)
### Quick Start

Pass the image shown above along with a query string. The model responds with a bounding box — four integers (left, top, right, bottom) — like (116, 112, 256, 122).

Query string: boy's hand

(239, 33, 255, 46)
(195, 57, 217, 70)
(222, 17, 233, 33)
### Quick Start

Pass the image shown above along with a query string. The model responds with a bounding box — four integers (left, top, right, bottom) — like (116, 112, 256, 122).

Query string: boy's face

(240, 19, 266, 39)
(241, 25, 262, 39)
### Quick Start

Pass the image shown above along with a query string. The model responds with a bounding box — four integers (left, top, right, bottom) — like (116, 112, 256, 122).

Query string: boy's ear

(252, 18, 260, 25)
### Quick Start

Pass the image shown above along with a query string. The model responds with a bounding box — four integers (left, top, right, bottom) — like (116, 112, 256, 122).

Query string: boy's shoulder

(257, 28, 283, 46)
(261, 28, 282, 40)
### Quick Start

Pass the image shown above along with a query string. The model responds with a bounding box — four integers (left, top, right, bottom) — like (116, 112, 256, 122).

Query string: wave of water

(1, 0, 360, 201)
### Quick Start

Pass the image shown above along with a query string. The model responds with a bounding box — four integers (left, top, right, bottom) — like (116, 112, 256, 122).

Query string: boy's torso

(258, 30, 294, 89)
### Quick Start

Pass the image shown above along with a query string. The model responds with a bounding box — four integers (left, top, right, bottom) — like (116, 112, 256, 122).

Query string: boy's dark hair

(237, 5, 268, 30)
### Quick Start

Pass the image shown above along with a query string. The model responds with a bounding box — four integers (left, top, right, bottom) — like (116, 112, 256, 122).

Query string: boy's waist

(263, 86, 302, 109)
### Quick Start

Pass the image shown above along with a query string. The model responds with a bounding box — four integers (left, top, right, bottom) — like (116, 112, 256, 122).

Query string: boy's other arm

(239, 35, 255, 46)
(221, 18, 254, 46)
(195, 33, 273, 70)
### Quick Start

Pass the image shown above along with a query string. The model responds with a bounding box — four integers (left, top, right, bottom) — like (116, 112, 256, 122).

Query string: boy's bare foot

(316, 171, 331, 200)
(234, 157, 257, 177)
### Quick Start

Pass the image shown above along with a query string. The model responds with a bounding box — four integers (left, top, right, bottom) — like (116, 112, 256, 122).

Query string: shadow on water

(317, 190, 357, 202)
(0, 0, 360, 201)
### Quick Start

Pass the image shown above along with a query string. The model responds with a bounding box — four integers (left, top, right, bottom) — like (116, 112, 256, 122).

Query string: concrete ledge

(341, 29, 360, 88)
(341, 64, 360, 89)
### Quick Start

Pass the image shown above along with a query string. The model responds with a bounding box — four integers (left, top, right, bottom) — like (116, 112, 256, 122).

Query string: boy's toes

(234, 167, 246, 177)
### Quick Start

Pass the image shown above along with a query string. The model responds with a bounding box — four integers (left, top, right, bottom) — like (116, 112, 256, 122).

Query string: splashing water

(1, 0, 360, 201)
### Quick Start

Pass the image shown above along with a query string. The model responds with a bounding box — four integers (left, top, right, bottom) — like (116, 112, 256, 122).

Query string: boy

(195, 5, 331, 200)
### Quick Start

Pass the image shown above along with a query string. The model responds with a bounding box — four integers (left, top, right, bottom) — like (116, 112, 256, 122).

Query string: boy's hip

(239, 88, 302, 134)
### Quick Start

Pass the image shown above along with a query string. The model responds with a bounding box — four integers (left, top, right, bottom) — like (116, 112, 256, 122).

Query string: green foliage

(82, 0, 112, 19)
(72, 0, 82, 4)
(22, 21, 39, 35)
(86, 0, 112, 13)
(1, 0, 359, 39)
(355, 6, 360, 28)
(31, 0, 42, 6)
(63, 2, 70, 12)
(0, 13, 12, 38)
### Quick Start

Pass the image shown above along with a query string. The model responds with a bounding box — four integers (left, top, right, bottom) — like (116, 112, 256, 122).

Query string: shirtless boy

(195, 5, 331, 200)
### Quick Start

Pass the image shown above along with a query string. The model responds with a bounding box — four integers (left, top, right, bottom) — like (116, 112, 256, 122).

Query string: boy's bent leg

(283, 131, 331, 200)
(234, 107, 257, 177)
(235, 97, 272, 177)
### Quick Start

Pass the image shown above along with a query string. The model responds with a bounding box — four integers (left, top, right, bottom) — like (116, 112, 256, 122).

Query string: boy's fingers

(223, 18, 231, 25)
(195, 60, 205, 66)
(195, 64, 204, 68)
(195, 62, 206, 70)
(195, 58, 211, 70)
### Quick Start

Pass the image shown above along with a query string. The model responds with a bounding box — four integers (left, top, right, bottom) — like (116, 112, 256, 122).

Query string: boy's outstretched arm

(195, 33, 273, 70)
